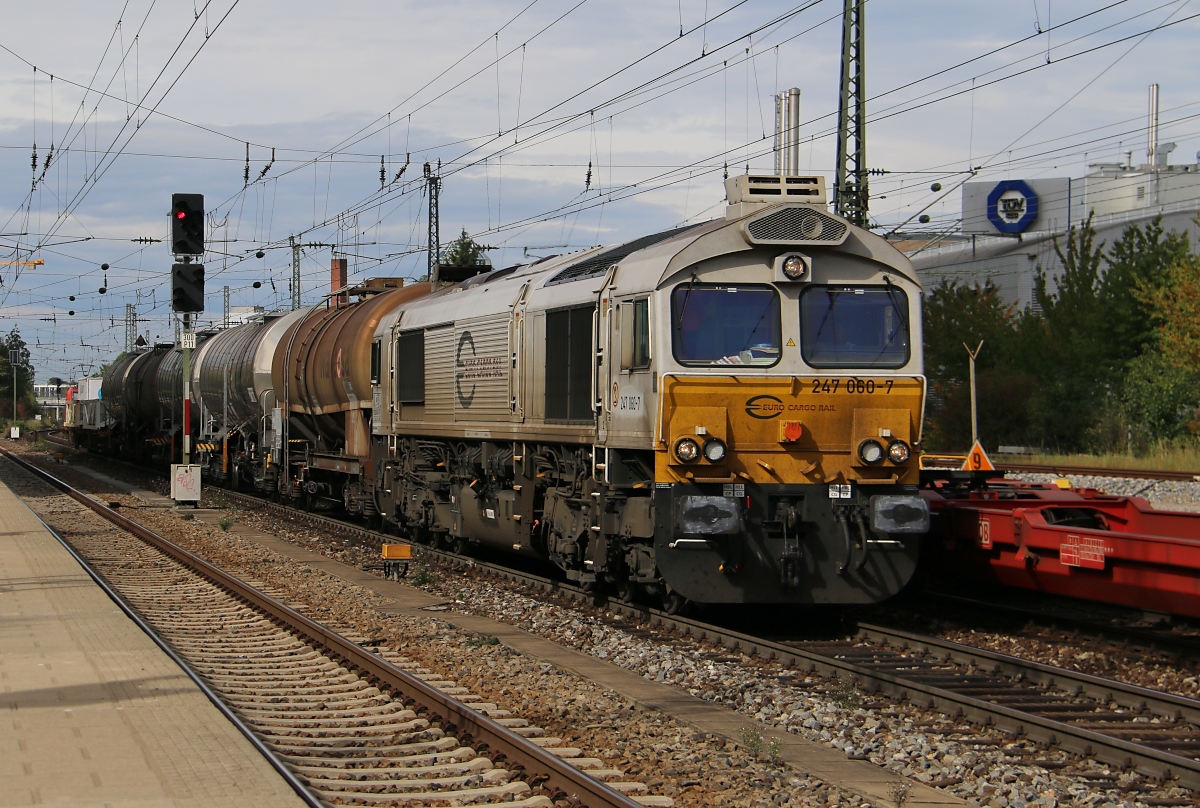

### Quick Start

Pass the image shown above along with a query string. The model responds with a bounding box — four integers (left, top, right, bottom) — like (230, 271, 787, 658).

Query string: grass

(1017, 445, 1200, 473)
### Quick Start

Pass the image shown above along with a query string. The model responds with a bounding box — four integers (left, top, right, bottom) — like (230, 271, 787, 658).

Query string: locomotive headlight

(782, 255, 807, 280)
(887, 439, 911, 464)
(774, 252, 811, 282)
(857, 439, 885, 465)
(702, 438, 727, 463)
(674, 437, 701, 463)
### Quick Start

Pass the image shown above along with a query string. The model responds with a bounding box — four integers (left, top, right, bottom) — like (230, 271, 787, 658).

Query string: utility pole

(223, 285, 230, 329)
(834, 0, 869, 227)
(425, 161, 441, 284)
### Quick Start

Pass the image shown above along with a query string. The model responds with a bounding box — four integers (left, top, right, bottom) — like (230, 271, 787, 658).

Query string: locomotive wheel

(614, 577, 635, 603)
(662, 590, 688, 615)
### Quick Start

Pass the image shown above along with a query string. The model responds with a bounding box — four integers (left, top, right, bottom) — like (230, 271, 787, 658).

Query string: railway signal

(170, 193, 204, 255)
(171, 262, 205, 312)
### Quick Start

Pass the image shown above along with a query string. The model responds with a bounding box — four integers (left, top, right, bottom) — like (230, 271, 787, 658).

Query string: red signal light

(176, 210, 187, 220)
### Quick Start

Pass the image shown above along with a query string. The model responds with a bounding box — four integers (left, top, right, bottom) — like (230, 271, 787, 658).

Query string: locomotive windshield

(799, 285, 910, 368)
(671, 284, 781, 366)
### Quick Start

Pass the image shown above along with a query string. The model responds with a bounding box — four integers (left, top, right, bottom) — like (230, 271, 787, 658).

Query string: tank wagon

(85, 174, 930, 610)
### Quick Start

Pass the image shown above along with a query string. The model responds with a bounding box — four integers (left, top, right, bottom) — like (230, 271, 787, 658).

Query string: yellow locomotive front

(641, 180, 927, 605)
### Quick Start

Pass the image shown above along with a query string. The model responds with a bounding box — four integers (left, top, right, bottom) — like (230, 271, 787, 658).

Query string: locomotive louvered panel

(454, 317, 510, 421)
(424, 326, 454, 422)
(395, 330, 425, 404)
(545, 305, 594, 422)
(743, 206, 848, 245)
(545, 223, 702, 286)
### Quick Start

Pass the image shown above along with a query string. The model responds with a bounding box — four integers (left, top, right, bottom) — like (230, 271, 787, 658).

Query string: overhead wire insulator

(257, 147, 275, 182)
(392, 153, 410, 185)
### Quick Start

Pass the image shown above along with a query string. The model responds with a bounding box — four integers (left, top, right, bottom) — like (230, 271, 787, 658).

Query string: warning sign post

(961, 441, 996, 472)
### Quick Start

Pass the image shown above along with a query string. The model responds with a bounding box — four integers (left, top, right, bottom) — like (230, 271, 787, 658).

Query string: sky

(1, 0, 1197, 382)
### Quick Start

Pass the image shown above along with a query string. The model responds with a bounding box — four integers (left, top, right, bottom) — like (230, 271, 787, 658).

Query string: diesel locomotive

(79, 173, 929, 610)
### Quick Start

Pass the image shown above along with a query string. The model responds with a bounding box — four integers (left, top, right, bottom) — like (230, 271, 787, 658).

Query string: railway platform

(0, 471, 308, 807)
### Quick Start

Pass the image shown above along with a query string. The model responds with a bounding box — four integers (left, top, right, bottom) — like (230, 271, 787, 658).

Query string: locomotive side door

(608, 292, 655, 443)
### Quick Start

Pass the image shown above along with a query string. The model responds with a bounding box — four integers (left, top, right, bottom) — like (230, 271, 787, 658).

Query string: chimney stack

(1147, 83, 1159, 166)
(331, 257, 348, 307)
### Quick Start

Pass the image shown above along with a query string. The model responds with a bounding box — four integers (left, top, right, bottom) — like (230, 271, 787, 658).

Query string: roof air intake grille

(743, 207, 849, 246)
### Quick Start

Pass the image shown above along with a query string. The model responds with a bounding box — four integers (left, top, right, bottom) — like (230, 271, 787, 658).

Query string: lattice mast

(834, 0, 869, 227)
(124, 304, 137, 353)
(425, 162, 441, 283)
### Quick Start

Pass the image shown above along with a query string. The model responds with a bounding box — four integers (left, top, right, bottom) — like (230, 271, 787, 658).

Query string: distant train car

(81, 173, 929, 611)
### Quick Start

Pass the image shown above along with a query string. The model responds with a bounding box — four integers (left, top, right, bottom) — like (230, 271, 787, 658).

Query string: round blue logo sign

(986, 180, 1039, 234)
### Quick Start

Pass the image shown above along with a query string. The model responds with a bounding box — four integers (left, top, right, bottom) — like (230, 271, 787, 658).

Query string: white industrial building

(908, 86, 1200, 309)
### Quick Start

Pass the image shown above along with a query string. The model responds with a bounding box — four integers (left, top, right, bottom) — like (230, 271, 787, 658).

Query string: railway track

(204, 485, 1200, 791)
(26, 444, 1200, 795)
(1, 449, 658, 808)
(998, 461, 1200, 483)
(912, 590, 1200, 664)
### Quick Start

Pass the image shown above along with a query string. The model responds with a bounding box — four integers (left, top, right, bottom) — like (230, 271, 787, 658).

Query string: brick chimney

(331, 258, 348, 307)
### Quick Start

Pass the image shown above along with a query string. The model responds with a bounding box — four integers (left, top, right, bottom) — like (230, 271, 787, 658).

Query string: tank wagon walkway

(0, 473, 307, 807)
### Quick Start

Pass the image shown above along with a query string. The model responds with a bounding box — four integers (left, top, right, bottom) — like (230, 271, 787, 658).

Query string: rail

(0, 448, 644, 808)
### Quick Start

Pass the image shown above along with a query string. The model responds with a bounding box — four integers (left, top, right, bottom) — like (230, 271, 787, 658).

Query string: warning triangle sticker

(786, 338, 796, 347)
(961, 440, 995, 472)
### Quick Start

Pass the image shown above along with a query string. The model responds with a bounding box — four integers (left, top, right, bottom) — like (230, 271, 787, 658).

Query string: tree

(1118, 350, 1200, 444)
(441, 229, 490, 267)
(1098, 216, 1191, 364)
(922, 278, 1016, 386)
(1134, 246, 1200, 370)
(921, 278, 1033, 450)
(1026, 216, 1114, 450)
(1, 328, 36, 421)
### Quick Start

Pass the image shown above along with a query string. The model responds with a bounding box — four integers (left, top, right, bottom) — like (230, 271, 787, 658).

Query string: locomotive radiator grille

(743, 207, 848, 245)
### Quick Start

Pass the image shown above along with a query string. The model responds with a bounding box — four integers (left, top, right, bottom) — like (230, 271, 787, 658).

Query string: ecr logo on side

(745, 394, 784, 419)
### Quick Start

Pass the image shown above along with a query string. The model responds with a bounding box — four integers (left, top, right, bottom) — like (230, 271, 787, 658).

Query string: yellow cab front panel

(649, 375, 927, 604)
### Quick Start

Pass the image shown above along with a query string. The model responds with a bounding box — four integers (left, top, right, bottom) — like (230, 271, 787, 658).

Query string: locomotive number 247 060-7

(810, 378, 895, 394)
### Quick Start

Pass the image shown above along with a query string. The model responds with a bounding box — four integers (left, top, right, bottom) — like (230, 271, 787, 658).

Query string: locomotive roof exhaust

(774, 88, 802, 176)
(725, 86, 828, 219)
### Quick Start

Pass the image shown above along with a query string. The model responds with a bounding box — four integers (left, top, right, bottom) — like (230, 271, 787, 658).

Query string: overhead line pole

(425, 162, 441, 284)
(834, 0, 869, 227)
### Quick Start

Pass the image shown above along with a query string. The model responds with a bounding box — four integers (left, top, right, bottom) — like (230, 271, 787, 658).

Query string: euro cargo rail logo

(745, 394, 784, 419)
(455, 330, 505, 409)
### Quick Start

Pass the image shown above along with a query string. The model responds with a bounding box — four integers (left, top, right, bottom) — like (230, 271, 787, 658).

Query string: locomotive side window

(619, 298, 651, 370)
(395, 330, 426, 404)
(799, 286, 910, 368)
(546, 305, 594, 421)
(370, 340, 381, 384)
(671, 284, 781, 366)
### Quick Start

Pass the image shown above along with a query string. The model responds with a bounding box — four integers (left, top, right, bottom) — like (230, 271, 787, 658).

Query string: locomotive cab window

(619, 298, 650, 371)
(799, 285, 910, 368)
(671, 283, 781, 366)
